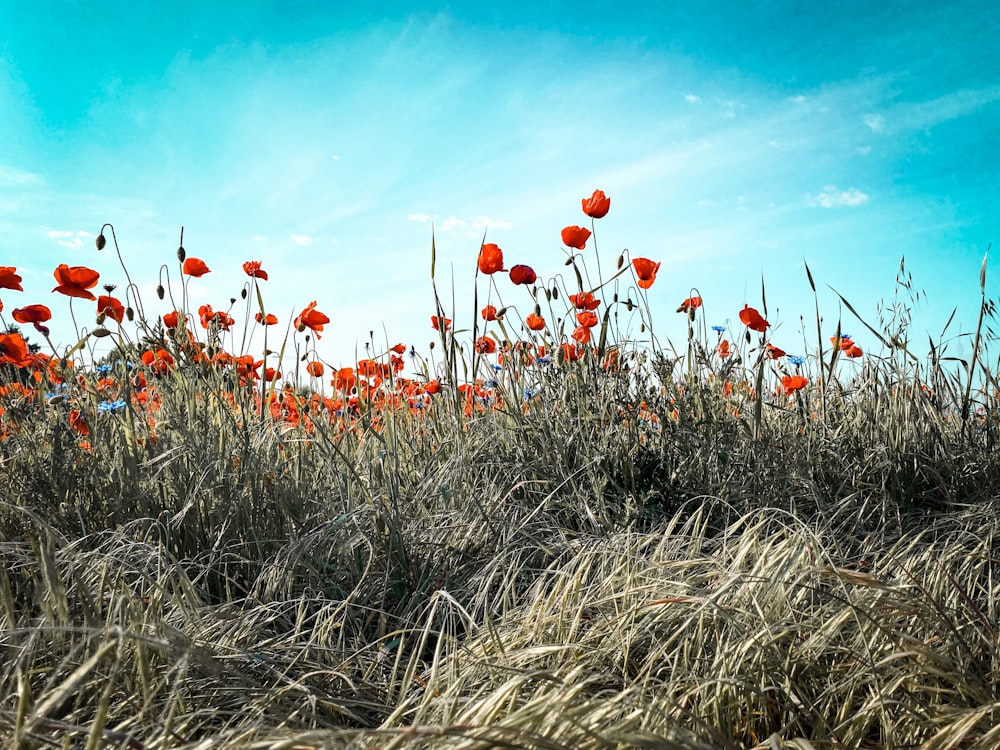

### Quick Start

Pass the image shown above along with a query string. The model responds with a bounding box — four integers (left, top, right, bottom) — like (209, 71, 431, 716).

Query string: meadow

(1, 190, 999, 749)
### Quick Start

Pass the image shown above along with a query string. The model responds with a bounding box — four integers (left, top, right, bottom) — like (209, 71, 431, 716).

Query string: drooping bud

(552, 286, 559, 300)
(241, 288, 247, 299)
(126, 307, 134, 322)
(96, 234, 107, 251)
(156, 284, 165, 300)
(616, 254, 624, 270)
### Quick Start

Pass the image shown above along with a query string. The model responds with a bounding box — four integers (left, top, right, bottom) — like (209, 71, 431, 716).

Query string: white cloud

(47, 228, 90, 249)
(290, 234, 314, 245)
(684, 94, 701, 103)
(407, 213, 434, 223)
(0, 164, 42, 187)
(790, 95, 807, 104)
(441, 216, 466, 231)
(48, 230, 74, 239)
(330, 154, 340, 161)
(807, 186, 870, 208)
(863, 114, 885, 133)
(471, 215, 512, 231)
(253, 235, 267, 242)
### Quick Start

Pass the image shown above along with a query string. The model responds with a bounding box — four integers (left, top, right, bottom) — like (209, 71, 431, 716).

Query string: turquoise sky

(1, 1, 997, 372)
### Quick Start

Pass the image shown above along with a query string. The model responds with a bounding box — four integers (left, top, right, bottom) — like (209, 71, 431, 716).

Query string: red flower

(845, 344, 863, 358)
(182, 257, 211, 277)
(163, 311, 181, 329)
(561, 225, 591, 250)
(482, 304, 498, 321)
(294, 301, 330, 338)
(390, 343, 406, 354)
(306, 361, 325, 377)
(12, 304, 51, 324)
(141, 348, 175, 374)
(576, 310, 599, 328)
(431, 315, 451, 331)
(334, 367, 356, 392)
(717, 340, 731, 358)
(243, 260, 268, 280)
(560, 342, 584, 361)
(525, 312, 546, 331)
(0, 332, 30, 366)
(765, 343, 786, 359)
(781, 375, 809, 395)
(198, 304, 234, 331)
(97, 295, 125, 324)
(676, 296, 702, 314)
(571, 325, 591, 345)
(0, 266, 23, 291)
(69, 409, 89, 436)
(478, 243, 505, 275)
(52, 264, 100, 300)
(509, 265, 537, 285)
(568, 291, 600, 310)
(255, 312, 278, 326)
(581, 189, 610, 219)
(739, 304, 770, 332)
(631, 258, 660, 289)
(474, 336, 497, 354)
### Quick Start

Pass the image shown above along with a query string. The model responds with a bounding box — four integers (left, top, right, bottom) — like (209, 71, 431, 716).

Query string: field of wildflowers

(1, 190, 999, 748)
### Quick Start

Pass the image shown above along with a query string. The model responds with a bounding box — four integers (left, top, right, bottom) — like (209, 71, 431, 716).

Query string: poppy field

(2, 190, 1000, 748)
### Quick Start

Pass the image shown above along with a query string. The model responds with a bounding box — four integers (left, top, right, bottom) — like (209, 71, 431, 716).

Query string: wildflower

(711, 325, 726, 333)
(163, 311, 181, 329)
(97, 295, 125, 324)
(141, 348, 175, 374)
(631, 258, 660, 289)
(294, 301, 330, 338)
(787, 355, 805, 367)
(243, 260, 268, 280)
(12, 304, 52, 325)
(571, 325, 591, 345)
(474, 336, 497, 354)
(765, 343, 786, 359)
(845, 344, 863, 358)
(568, 291, 600, 310)
(182, 257, 211, 277)
(561, 225, 592, 250)
(0, 332, 30, 366)
(559, 343, 584, 361)
(52, 264, 100, 300)
(0, 267, 24, 291)
(482, 304, 498, 321)
(431, 315, 451, 331)
(390, 343, 406, 354)
(98, 399, 127, 413)
(509, 265, 537, 285)
(739, 304, 770, 332)
(581, 189, 610, 219)
(255, 312, 279, 325)
(676, 296, 702, 314)
(717, 339, 731, 358)
(306, 361, 325, 377)
(478, 243, 505, 275)
(525, 312, 546, 331)
(69, 410, 89, 436)
(576, 310, 598, 328)
(334, 367, 356, 392)
(781, 375, 809, 395)
(198, 304, 234, 331)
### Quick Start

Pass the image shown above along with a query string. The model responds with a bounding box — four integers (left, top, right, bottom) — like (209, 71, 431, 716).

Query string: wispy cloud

(807, 186, 870, 208)
(684, 94, 700, 103)
(290, 234, 314, 245)
(864, 85, 1000, 136)
(47, 229, 92, 249)
(0, 164, 42, 187)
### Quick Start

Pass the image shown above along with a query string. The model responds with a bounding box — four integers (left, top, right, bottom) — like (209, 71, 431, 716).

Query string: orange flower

(478, 243, 505, 275)
(717, 339, 731, 358)
(481, 304, 498, 321)
(162, 311, 180, 328)
(243, 260, 268, 280)
(431, 315, 451, 331)
(568, 291, 600, 310)
(845, 344, 863, 358)
(69, 409, 89, 436)
(631, 258, 660, 289)
(390, 342, 406, 355)
(198, 304, 234, 331)
(141, 348, 175, 374)
(560, 342, 584, 361)
(561, 225, 591, 250)
(0, 266, 23, 291)
(0, 332, 30, 366)
(739, 304, 770, 332)
(12, 304, 51, 324)
(474, 336, 497, 354)
(765, 343, 785, 359)
(525, 312, 546, 331)
(581, 189, 610, 219)
(571, 325, 591, 344)
(676, 296, 702, 314)
(781, 375, 809, 395)
(255, 312, 278, 325)
(306, 361, 325, 377)
(423, 379, 441, 395)
(576, 310, 598, 328)
(182, 257, 211, 277)
(97, 295, 125, 324)
(509, 265, 537, 285)
(294, 301, 330, 338)
(333, 367, 356, 392)
(52, 264, 100, 300)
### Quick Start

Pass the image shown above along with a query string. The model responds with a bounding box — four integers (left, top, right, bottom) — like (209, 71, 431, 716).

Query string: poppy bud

(92, 327, 111, 338)
(496, 307, 507, 319)
(617, 254, 624, 270)
(640, 323, 646, 333)
(177, 245, 186, 262)
(429, 341, 435, 350)
(300, 353, 308, 361)
(241, 288, 248, 299)
(564, 257, 574, 266)
(126, 307, 134, 321)
(552, 287, 559, 300)
(96, 312, 106, 325)
(534, 304, 541, 315)
(96, 234, 106, 251)
(613, 293, 619, 303)
(544, 288, 551, 302)
(156, 284, 165, 300)
(60, 358, 67, 369)
(229, 297, 236, 305)
(48, 394, 65, 405)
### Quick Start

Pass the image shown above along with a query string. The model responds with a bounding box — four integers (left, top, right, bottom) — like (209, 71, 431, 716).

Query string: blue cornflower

(492, 364, 503, 371)
(523, 388, 537, 401)
(98, 399, 127, 413)
(711, 325, 726, 333)
(535, 356, 552, 365)
(95, 363, 113, 374)
(787, 355, 805, 367)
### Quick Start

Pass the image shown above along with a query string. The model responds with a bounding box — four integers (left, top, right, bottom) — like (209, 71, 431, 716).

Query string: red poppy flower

(581, 189, 610, 219)
(845, 344, 863, 358)
(717, 340, 731, 358)
(560, 342, 584, 361)
(781, 375, 809, 395)
(571, 325, 591, 344)
(474, 336, 497, 354)
(255, 312, 279, 326)
(631, 258, 660, 289)
(163, 311, 181, 329)
(306, 361, 325, 377)
(482, 304, 498, 321)
(765, 343, 786, 359)
(0, 266, 23, 291)
(264, 367, 281, 381)
(0, 332, 29, 366)
(431, 315, 451, 331)
(141, 348, 175, 374)
(69, 409, 89, 436)
(198, 304, 234, 331)
(568, 291, 600, 310)
(12, 304, 51, 324)
(97, 295, 125, 324)
(739, 304, 770, 332)
(525, 312, 546, 331)
(390, 343, 406, 355)
(509, 265, 537, 285)
(676, 296, 703, 314)
(294, 301, 330, 338)
(333, 367, 356, 392)
(182, 257, 211, 277)
(243, 260, 268, 280)
(576, 310, 599, 328)
(478, 243, 505, 275)
(561, 225, 591, 250)
(52, 264, 100, 300)
(424, 379, 441, 395)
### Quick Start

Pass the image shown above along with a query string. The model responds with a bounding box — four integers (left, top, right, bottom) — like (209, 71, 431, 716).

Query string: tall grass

(1, 196, 999, 748)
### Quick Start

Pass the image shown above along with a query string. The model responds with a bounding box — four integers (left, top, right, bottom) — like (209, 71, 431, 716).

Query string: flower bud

(126, 307, 134, 321)
(551, 287, 559, 300)
(241, 288, 247, 299)
(156, 284, 165, 300)
(96, 234, 107, 251)
(616, 254, 624, 270)
(177, 245, 186, 262)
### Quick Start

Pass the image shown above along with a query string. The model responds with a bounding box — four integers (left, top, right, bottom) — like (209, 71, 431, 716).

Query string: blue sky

(1, 0, 997, 373)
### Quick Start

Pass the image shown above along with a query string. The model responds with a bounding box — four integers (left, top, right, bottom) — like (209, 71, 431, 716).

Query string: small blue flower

(487, 379, 499, 388)
(787, 355, 805, 367)
(535, 356, 552, 365)
(523, 388, 537, 401)
(492, 364, 503, 372)
(95, 364, 113, 374)
(711, 325, 726, 333)
(98, 399, 127, 413)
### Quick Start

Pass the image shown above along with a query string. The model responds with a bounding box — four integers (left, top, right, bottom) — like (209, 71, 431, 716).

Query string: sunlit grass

(1, 192, 999, 748)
